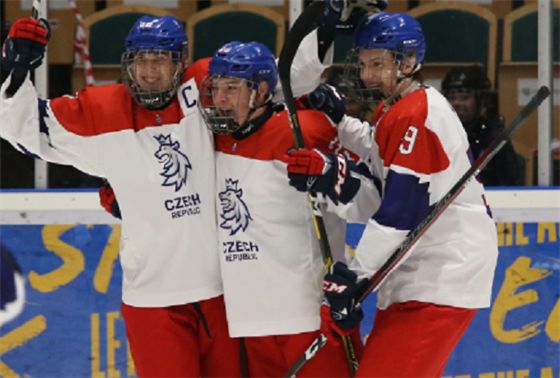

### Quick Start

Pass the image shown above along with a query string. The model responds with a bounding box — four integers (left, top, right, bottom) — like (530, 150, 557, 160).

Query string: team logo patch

(219, 179, 252, 235)
(154, 134, 192, 192)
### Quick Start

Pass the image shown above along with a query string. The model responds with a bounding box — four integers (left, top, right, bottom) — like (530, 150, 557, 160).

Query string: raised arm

(274, 0, 388, 101)
(1, 18, 104, 177)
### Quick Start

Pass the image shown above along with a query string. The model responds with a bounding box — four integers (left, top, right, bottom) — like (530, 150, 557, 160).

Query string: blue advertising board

(348, 222, 559, 378)
(0, 221, 558, 377)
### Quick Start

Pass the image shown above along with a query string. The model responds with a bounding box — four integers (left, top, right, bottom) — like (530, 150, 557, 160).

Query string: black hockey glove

(308, 84, 347, 124)
(317, 0, 388, 35)
(284, 148, 360, 204)
(321, 262, 366, 342)
(2, 18, 51, 73)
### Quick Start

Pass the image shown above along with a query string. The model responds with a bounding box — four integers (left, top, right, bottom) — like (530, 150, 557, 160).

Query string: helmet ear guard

(248, 80, 272, 109)
(401, 48, 422, 77)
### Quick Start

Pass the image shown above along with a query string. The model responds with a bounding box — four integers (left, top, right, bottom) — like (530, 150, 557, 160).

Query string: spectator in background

(442, 65, 524, 186)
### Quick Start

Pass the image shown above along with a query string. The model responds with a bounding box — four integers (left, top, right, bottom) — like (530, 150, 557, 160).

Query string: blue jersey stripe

(373, 170, 433, 231)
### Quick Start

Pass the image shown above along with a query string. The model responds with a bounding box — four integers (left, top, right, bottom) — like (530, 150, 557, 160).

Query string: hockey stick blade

(284, 85, 550, 378)
(31, 0, 41, 19)
(6, 0, 42, 98)
(284, 334, 328, 378)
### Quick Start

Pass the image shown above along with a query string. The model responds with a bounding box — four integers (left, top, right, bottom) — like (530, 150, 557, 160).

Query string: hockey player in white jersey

(1, 15, 240, 377)
(285, 12, 499, 377)
(0, 13, 339, 377)
(197, 40, 380, 377)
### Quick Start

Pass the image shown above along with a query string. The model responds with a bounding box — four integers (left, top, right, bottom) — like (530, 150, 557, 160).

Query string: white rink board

(0, 189, 558, 225)
(484, 188, 560, 222)
(0, 190, 119, 225)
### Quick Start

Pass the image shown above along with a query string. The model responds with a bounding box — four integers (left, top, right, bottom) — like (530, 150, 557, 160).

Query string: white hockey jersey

(338, 85, 499, 310)
(214, 108, 379, 337)
(1, 77, 222, 307)
(0, 30, 331, 308)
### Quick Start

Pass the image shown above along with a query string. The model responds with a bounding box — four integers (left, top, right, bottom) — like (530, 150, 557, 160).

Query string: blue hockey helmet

(354, 12, 426, 66)
(199, 42, 278, 134)
(121, 15, 188, 109)
(208, 41, 278, 94)
(343, 12, 426, 104)
(125, 15, 188, 56)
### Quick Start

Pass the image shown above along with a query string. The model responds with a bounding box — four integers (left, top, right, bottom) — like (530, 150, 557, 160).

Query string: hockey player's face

(446, 91, 478, 123)
(132, 52, 178, 92)
(358, 49, 399, 96)
(211, 77, 252, 124)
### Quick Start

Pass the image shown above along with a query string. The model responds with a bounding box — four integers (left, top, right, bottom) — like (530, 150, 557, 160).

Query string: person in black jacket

(442, 65, 524, 186)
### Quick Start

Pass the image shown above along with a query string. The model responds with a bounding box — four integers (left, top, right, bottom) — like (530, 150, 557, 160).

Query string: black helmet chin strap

(233, 101, 276, 140)
(242, 91, 273, 127)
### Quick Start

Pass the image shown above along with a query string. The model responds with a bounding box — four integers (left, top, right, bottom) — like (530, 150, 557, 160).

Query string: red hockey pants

(243, 328, 363, 377)
(121, 295, 241, 378)
(356, 301, 477, 378)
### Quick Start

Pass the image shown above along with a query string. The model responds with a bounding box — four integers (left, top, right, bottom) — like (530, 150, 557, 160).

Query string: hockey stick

(278, 1, 359, 376)
(283, 85, 551, 378)
(278, 1, 325, 150)
(6, 0, 41, 98)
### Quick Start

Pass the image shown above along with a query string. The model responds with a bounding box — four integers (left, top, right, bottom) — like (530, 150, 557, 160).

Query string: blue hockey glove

(284, 149, 360, 204)
(317, 0, 388, 34)
(2, 18, 51, 73)
(99, 183, 122, 220)
(321, 262, 366, 343)
(308, 84, 346, 124)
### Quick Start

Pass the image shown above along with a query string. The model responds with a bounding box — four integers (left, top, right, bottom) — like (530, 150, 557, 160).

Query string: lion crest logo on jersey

(154, 134, 192, 191)
(219, 179, 252, 235)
